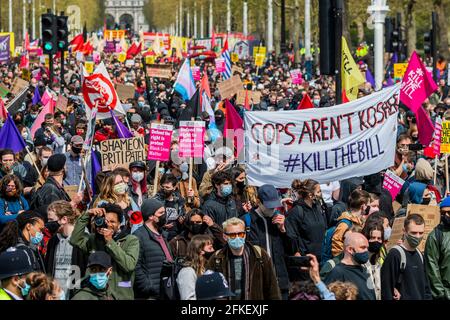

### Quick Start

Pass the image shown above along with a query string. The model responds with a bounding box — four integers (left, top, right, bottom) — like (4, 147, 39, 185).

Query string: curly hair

(26, 272, 60, 300)
(0, 174, 23, 198)
(328, 281, 358, 300)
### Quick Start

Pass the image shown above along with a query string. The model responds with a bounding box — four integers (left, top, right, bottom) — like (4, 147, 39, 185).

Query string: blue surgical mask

(18, 281, 30, 297)
(221, 185, 233, 197)
(138, 101, 145, 107)
(228, 237, 245, 250)
(89, 272, 109, 290)
(313, 99, 320, 106)
(30, 227, 43, 245)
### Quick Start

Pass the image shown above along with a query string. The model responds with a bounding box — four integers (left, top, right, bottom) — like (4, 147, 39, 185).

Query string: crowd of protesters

(0, 33, 449, 301)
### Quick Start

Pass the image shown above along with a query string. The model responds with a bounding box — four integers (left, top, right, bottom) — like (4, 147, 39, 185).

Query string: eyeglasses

(225, 232, 246, 239)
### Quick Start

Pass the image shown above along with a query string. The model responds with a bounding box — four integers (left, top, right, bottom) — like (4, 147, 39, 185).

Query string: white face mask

(132, 172, 144, 182)
(22, 132, 28, 139)
(41, 158, 49, 167)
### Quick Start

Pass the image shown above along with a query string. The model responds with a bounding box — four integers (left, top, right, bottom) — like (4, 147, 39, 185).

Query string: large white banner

(244, 84, 401, 187)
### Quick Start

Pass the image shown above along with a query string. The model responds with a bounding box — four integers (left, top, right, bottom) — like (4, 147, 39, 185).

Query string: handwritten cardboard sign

(386, 216, 406, 251)
(55, 95, 68, 113)
(217, 75, 243, 100)
(64, 185, 79, 201)
(236, 90, 261, 105)
(100, 137, 146, 171)
(146, 64, 172, 79)
(383, 170, 405, 200)
(148, 123, 173, 161)
(11, 78, 29, 95)
(116, 84, 135, 101)
(179, 121, 205, 158)
(406, 204, 440, 252)
(441, 121, 450, 154)
(231, 65, 244, 75)
(394, 63, 408, 79)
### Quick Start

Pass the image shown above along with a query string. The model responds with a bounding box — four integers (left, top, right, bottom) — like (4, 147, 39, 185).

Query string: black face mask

(422, 198, 431, 205)
(236, 181, 246, 190)
(364, 205, 371, 215)
(189, 223, 205, 235)
(45, 220, 61, 234)
(72, 146, 82, 154)
(442, 214, 450, 227)
(203, 250, 214, 260)
(163, 189, 173, 198)
(156, 213, 167, 229)
(368, 241, 383, 254)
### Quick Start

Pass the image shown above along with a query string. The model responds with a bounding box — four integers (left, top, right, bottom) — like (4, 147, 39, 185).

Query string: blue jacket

(0, 196, 29, 216)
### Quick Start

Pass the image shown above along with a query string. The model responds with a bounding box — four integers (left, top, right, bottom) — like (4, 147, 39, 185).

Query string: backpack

(321, 218, 353, 265)
(390, 245, 423, 287)
(160, 257, 186, 300)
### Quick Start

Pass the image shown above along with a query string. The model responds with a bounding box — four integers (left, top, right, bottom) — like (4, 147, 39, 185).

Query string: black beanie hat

(141, 199, 164, 222)
(47, 154, 66, 172)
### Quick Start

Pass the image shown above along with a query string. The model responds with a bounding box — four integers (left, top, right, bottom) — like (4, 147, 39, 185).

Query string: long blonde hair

(94, 173, 130, 207)
(184, 235, 213, 276)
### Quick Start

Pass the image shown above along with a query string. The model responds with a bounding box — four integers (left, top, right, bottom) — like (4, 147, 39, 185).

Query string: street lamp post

(367, 0, 389, 91)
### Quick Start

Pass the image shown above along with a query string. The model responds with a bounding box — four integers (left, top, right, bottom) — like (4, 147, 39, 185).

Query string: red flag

(244, 90, 251, 111)
(19, 54, 29, 69)
(415, 106, 434, 146)
(136, 42, 142, 54)
(70, 34, 85, 51)
(126, 43, 137, 59)
(211, 30, 216, 50)
(297, 94, 314, 110)
(0, 97, 8, 120)
(342, 90, 350, 103)
(224, 100, 244, 157)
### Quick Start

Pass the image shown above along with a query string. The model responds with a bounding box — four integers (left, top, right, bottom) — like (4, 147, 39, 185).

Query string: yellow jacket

(331, 212, 363, 257)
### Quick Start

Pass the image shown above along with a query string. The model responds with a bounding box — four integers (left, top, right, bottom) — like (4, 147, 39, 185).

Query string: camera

(94, 216, 108, 229)
(287, 256, 312, 268)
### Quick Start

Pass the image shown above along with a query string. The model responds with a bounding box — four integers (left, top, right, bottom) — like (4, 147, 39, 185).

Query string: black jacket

(133, 224, 173, 299)
(202, 192, 238, 227)
(286, 199, 327, 263)
(153, 191, 186, 241)
(15, 235, 45, 273)
(44, 234, 88, 286)
(246, 210, 291, 293)
(30, 177, 71, 210)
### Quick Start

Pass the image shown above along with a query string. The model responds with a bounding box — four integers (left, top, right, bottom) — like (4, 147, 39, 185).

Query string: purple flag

(32, 85, 41, 105)
(90, 149, 101, 194)
(110, 110, 133, 138)
(365, 68, 375, 88)
(391, 53, 398, 65)
(0, 35, 11, 64)
(0, 114, 27, 153)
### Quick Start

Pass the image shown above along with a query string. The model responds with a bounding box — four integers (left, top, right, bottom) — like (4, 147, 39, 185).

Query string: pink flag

(224, 100, 244, 158)
(31, 100, 55, 138)
(41, 90, 52, 106)
(416, 106, 435, 146)
(400, 51, 438, 113)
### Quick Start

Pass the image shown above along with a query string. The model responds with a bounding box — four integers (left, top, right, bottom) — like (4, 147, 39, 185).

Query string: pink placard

(147, 123, 173, 161)
(290, 69, 303, 85)
(434, 118, 442, 155)
(383, 170, 405, 200)
(179, 121, 205, 158)
(215, 58, 226, 73)
(192, 66, 201, 81)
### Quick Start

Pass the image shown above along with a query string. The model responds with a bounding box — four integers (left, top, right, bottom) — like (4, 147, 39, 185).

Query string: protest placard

(11, 78, 29, 95)
(441, 121, 450, 154)
(245, 84, 400, 187)
(231, 65, 244, 75)
(125, 59, 135, 68)
(116, 84, 136, 101)
(145, 55, 155, 65)
(192, 66, 201, 81)
(146, 64, 172, 79)
(84, 61, 94, 74)
(255, 53, 265, 67)
(383, 170, 405, 200)
(253, 46, 266, 58)
(231, 53, 239, 63)
(100, 137, 146, 171)
(434, 117, 442, 155)
(118, 52, 127, 63)
(179, 121, 205, 158)
(215, 58, 225, 73)
(236, 90, 262, 105)
(217, 75, 243, 100)
(386, 216, 406, 251)
(148, 123, 173, 161)
(55, 95, 68, 113)
(64, 185, 79, 201)
(21, 69, 31, 81)
(406, 204, 440, 252)
(394, 63, 408, 79)
(290, 69, 303, 85)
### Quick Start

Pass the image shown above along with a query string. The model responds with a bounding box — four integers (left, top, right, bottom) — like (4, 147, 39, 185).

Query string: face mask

(45, 220, 61, 234)
(364, 205, 371, 215)
(189, 223, 204, 235)
(138, 101, 145, 107)
(163, 189, 173, 198)
(221, 185, 233, 197)
(422, 198, 431, 205)
(89, 272, 109, 290)
(260, 206, 275, 218)
(441, 214, 450, 227)
(114, 182, 128, 195)
(405, 233, 423, 249)
(384, 227, 392, 240)
(41, 158, 49, 167)
(203, 250, 214, 260)
(18, 280, 30, 297)
(228, 237, 245, 250)
(22, 132, 28, 139)
(368, 241, 383, 254)
(72, 146, 82, 154)
(132, 172, 144, 182)
(313, 99, 320, 106)
(30, 114, 38, 119)
(30, 227, 44, 245)
(236, 181, 246, 189)
(352, 250, 369, 265)
(156, 213, 167, 228)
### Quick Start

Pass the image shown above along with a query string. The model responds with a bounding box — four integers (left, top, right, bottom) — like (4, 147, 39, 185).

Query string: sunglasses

(225, 232, 246, 239)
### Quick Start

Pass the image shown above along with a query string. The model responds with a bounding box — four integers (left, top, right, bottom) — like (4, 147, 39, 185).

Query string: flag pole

(445, 155, 449, 195)
(25, 146, 44, 182)
(434, 154, 438, 186)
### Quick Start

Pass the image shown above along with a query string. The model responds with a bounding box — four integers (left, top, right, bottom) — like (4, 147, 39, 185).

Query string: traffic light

(424, 30, 435, 55)
(56, 15, 69, 51)
(385, 17, 393, 53)
(41, 13, 57, 55)
(319, 0, 337, 75)
(391, 28, 400, 53)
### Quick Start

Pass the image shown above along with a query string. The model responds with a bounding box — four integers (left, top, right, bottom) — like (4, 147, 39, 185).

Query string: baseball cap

(87, 251, 112, 269)
(257, 184, 282, 209)
(70, 135, 84, 145)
